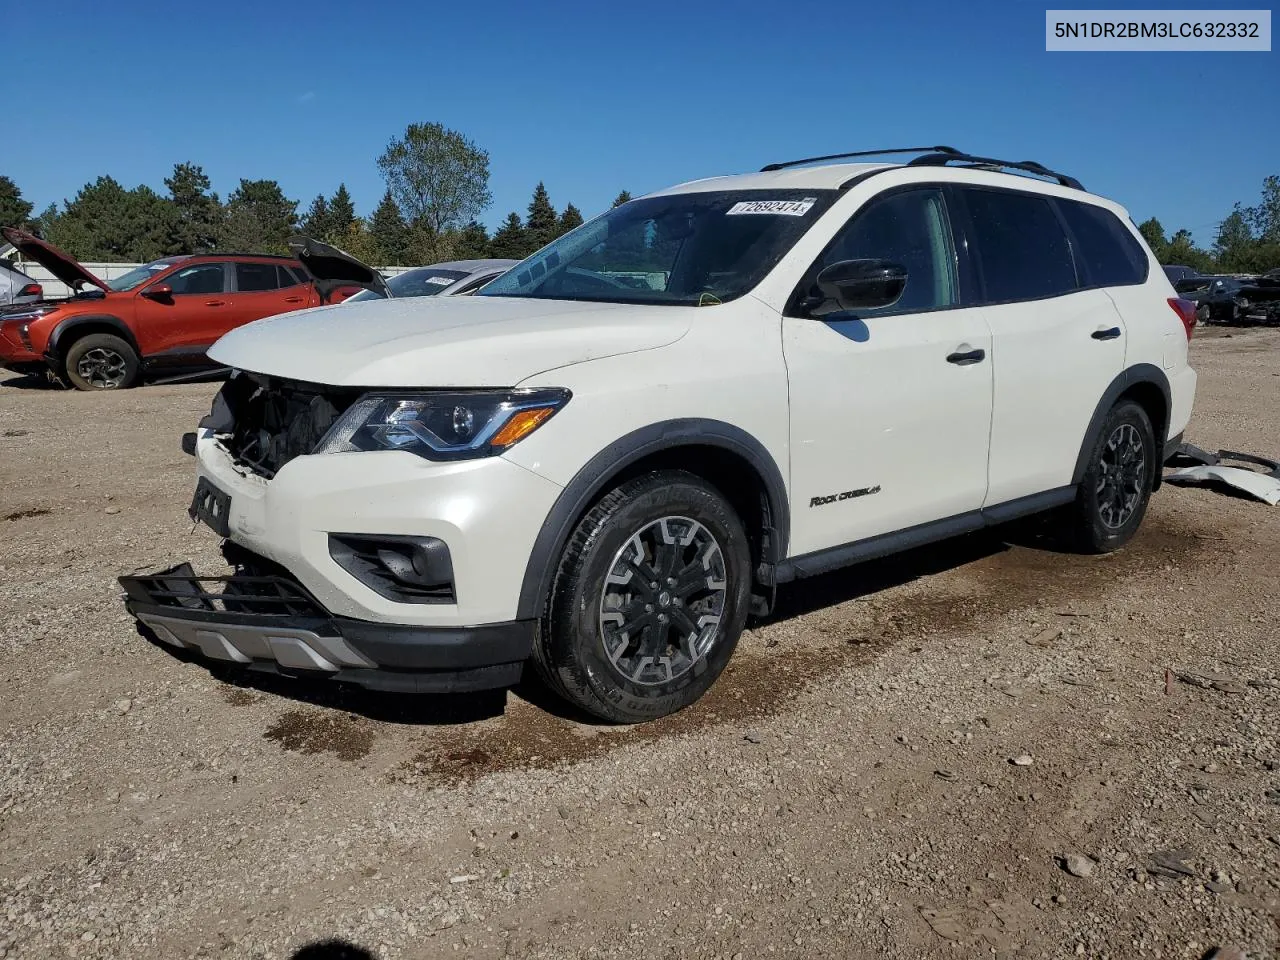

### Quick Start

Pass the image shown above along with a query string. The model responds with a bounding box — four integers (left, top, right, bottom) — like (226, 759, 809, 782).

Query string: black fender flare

(1071, 363, 1172, 487)
(514, 419, 790, 622)
(45, 314, 140, 362)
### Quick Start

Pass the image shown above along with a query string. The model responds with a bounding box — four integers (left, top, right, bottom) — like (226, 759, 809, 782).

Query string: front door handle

(204, 300, 226, 307)
(946, 347, 986, 366)
(1091, 326, 1122, 340)
(284, 296, 304, 303)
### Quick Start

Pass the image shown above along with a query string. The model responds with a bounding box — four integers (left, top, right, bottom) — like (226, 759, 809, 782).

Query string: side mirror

(143, 284, 173, 300)
(814, 259, 908, 313)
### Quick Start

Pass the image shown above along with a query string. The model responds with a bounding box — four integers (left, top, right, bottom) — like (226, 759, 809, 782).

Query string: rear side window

(236, 262, 282, 292)
(278, 265, 305, 287)
(963, 188, 1078, 302)
(1058, 200, 1148, 287)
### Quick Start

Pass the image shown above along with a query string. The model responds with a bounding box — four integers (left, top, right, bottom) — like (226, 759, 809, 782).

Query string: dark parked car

(1163, 264, 1203, 286)
(1175, 272, 1280, 325)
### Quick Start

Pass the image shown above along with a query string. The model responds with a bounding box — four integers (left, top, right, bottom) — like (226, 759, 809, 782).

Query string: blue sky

(8, 0, 1277, 245)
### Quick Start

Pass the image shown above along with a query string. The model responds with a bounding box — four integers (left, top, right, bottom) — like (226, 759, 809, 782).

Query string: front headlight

(314, 388, 571, 461)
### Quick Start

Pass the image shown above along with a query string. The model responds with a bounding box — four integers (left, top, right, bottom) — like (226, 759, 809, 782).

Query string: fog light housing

(328, 534, 455, 604)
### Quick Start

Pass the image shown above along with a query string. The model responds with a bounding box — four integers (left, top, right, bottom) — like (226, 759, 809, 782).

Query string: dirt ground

(1, 328, 1278, 960)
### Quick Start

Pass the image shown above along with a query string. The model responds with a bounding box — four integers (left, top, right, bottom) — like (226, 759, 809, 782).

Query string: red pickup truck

(0, 227, 349, 390)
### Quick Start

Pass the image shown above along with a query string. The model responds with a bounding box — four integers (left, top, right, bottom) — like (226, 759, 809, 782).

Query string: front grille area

(207, 373, 359, 478)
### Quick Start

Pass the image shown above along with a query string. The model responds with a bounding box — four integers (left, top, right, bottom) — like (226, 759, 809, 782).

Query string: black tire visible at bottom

(64, 333, 140, 391)
(533, 470, 752, 723)
(1062, 400, 1157, 554)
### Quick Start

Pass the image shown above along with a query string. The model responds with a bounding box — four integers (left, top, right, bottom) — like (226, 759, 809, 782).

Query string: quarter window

(1058, 200, 1148, 287)
(163, 263, 226, 296)
(801, 188, 958, 316)
(963, 188, 1078, 302)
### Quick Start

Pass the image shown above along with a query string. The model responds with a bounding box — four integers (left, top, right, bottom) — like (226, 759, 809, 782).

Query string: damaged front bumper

(118, 549, 534, 693)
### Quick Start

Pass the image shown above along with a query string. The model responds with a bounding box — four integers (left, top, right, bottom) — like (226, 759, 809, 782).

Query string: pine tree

(557, 203, 584, 238)
(328, 184, 356, 241)
(524, 182, 558, 255)
(221, 179, 298, 254)
(164, 163, 221, 253)
(0, 176, 35, 230)
(301, 194, 331, 240)
(612, 190, 633, 208)
(488, 212, 526, 260)
(369, 190, 409, 265)
(453, 220, 491, 260)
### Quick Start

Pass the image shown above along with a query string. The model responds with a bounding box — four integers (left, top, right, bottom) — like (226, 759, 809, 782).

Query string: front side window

(162, 263, 226, 295)
(962, 188, 1078, 302)
(795, 188, 958, 317)
(110, 258, 186, 292)
(236, 262, 282, 292)
(1058, 200, 1148, 288)
(480, 190, 838, 306)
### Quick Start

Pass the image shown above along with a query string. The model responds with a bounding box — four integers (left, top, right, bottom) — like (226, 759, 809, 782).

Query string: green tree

(1163, 228, 1215, 272)
(1244, 175, 1280, 243)
(524, 182, 558, 255)
(369, 190, 410, 264)
(1213, 207, 1258, 273)
(300, 194, 332, 240)
(453, 220, 491, 260)
(557, 203, 585, 238)
(377, 122, 492, 239)
(45, 176, 175, 261)
(612, 190, 633, 208)
(221, 179, 298, 254)
(164, 162, 221, 253)
(0, 176, 34, 229)
(337, 219, 381, 265)
(328, 184, 356, 241)
(488, 212, 526, 260)
(1137, 218, 1168, 261)
(34, 203, 58, 238)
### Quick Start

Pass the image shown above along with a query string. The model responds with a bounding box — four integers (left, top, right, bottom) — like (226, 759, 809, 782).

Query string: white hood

(208, 295, 692, 387)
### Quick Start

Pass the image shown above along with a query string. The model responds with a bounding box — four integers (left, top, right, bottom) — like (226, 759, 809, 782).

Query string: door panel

(783, 186, 993, 557)
(227, 262, 313, 329)
(784, 310, 994, 555)
(133, 262, 231, 357)
(982, 291, 1125, 504)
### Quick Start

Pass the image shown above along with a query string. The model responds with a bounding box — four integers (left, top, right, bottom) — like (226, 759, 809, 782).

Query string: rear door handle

(946, 347, 986, 366)
(1091, 326, 1122, 340)
(204, 300, 226, 307)
(284, 296, 304, 303)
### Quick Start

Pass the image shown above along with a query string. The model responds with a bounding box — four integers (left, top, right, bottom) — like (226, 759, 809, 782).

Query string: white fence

(6, 259, 415, 299)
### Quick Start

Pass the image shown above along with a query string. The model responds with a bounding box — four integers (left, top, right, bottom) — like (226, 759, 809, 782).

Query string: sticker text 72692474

(726, 197, 818, 217)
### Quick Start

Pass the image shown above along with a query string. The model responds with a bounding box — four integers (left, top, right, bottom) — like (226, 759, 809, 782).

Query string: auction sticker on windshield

(424, 276, 453, 285)
(726, 197, 818, 216)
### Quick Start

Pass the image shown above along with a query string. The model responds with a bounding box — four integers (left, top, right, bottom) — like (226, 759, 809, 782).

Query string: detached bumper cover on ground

(118, 561, 534, 693)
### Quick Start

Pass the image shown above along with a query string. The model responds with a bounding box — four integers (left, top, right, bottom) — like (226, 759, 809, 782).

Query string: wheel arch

(45, 314, 140, 364)
(515, 419, 790, 621)
(1071, 363, 1171, 491)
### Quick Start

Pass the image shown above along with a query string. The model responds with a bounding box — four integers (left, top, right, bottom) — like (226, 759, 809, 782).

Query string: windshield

(480, 190, 837, 306)
(345, 268, 469, 303)
(108, 258, 186, 292)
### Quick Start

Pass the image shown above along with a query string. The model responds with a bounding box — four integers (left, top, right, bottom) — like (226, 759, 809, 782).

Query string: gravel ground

(1, 328, 1278, 960)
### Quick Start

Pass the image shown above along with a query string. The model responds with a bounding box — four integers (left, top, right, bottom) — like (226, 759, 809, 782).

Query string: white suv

(120, 147, 1198, 722)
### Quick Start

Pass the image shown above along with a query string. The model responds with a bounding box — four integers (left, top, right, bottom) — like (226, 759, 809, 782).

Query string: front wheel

(64, 333, 140, 391)
(1061, 401, 1156, 553)
(534, 470, 753, 723)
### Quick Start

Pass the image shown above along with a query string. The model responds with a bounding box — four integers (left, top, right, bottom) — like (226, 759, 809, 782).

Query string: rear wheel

(533, 470, 752, 723)
(64, 333, 140, 391)
(1061, 401, 1156, 553)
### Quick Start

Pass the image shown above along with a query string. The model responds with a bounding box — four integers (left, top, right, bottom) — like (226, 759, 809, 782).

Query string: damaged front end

(198, 371, 363, 478)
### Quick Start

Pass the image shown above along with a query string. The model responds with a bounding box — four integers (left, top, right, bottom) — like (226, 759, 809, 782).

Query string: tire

(1061, 401, 1156, 554)
(533, 470, 753, 723)
(64, 333, 140, 391)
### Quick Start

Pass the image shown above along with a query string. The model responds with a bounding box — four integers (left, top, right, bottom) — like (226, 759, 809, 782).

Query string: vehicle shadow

(134, 517, 1067, 727)
(290, 940, 377, 959)
(0, 372, 60, 390)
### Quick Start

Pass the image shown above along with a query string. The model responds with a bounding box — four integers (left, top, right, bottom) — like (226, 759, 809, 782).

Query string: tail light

(18, 283, 42, 298)
(1168, 297, 1197, 341)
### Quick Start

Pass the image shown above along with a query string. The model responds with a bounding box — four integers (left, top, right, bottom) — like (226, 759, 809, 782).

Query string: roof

(417, 258, 520, 272)
(649, 163, 895, 196)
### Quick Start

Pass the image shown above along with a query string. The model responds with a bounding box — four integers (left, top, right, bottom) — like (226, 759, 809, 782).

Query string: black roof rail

(761, 146, 962, 173)
(907, 152, 1083, 190)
